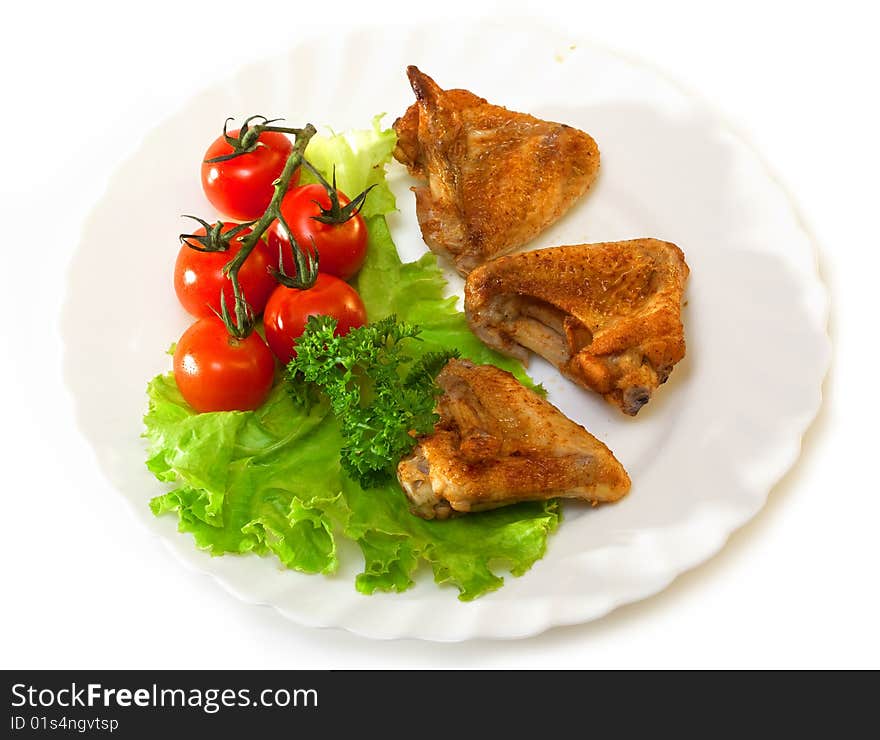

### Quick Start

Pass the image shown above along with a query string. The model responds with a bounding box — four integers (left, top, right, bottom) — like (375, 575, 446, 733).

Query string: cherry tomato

(173, 317, 275, 413)
(263, 274, 367, 365)
(267, 184, 369, 281)
(174, 223, 277, 318)
(201, 130, 299, 221)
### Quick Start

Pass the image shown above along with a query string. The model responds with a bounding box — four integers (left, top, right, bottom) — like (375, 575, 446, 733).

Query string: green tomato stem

(219, 122, 318, 338)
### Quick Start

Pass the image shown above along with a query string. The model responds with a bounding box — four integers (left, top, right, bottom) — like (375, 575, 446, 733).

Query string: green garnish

(146, 118, 560, 600)
(286, 315, 458, 488)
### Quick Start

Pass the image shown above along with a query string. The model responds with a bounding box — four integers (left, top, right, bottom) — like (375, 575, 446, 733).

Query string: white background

(2, 0, 877, 668)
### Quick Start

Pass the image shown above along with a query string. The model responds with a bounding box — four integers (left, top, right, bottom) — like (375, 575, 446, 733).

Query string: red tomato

(201, 129, 298, 221)
(174, 224, 277, 318)
(267, 184, 368, 281)
(173, 317, 275, 413)
(263, 274, 367, 365)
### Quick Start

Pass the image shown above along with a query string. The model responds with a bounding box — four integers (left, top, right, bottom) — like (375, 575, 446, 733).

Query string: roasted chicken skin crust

(464, 239, 689, 415)
(397, 359, 630, 519)
(393, 66, 600, 276)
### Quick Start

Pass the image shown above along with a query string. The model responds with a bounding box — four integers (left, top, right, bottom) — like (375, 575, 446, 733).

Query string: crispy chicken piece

(397, 359, 630, 519)
(464, 239, 689, 415)
(393, 66, 600, 275)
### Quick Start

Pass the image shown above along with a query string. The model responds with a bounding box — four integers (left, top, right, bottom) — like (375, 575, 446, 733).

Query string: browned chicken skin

(393, 67, 601, 275)
(397, 359, 630, 519)
(464, 239, 689, 415)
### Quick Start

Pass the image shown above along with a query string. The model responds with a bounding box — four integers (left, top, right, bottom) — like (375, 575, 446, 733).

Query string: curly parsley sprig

(286, 315, 458, 488)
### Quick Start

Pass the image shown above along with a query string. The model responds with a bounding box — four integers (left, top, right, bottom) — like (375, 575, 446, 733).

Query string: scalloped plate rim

(61, 21, 831, 641)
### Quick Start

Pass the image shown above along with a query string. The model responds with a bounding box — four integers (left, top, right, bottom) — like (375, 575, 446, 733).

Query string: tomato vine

(201, 121, 317, 338)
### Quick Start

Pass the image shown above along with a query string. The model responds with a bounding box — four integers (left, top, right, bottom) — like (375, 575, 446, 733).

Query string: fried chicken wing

(464, 239, 689, 415)
(397, 359, 630, 519)
(393, 66, 600, 275)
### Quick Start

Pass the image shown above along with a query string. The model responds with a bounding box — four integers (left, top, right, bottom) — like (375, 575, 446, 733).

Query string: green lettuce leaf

(355, 218, 538, 390)
(145, 120, 560, 600)
(147, 376, 345, 573)
(302, 115, 397, 219)
(345, 477, 559, 600)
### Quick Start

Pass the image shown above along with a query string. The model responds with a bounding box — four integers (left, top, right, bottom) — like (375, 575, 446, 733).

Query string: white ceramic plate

(63, 22, 830, 640)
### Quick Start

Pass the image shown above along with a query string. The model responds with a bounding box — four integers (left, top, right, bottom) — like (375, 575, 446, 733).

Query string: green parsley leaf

(286, 315, 459, 488)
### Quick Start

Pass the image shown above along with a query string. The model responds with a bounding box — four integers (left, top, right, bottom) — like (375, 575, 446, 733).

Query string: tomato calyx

(204, 115, 309, 164)
(214, 290, 257, 341)
(303, 161, 376, 225)
(270, 215, 320, 291)
(179, 215, 256, 253)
